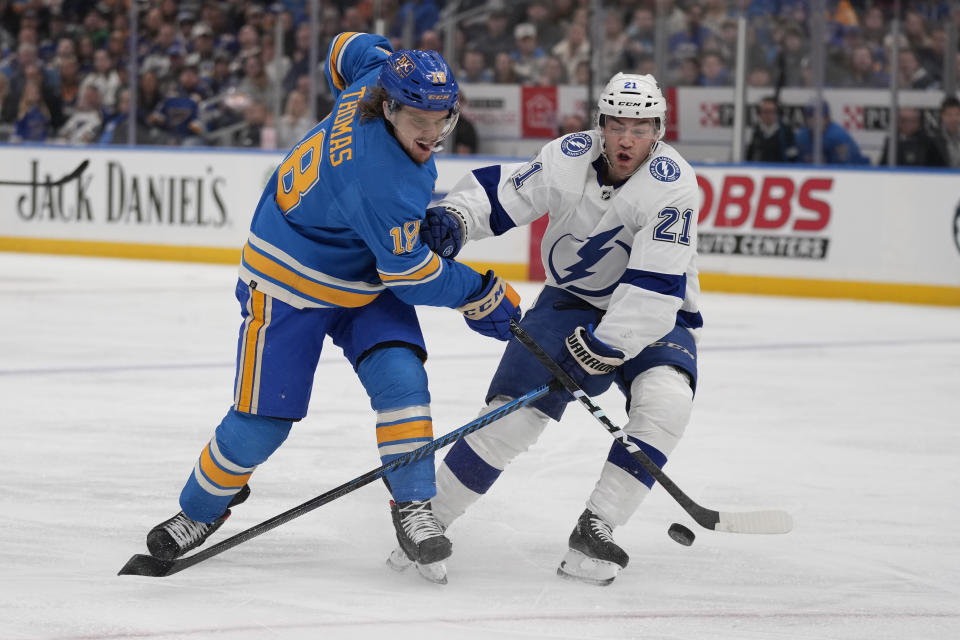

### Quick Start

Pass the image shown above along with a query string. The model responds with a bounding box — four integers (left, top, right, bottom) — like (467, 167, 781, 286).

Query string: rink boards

(0, 145, 957, 306)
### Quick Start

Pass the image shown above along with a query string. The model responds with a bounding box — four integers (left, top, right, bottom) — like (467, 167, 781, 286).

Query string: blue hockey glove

(457, 270, 521, 341)
(557, 325, 625, 388)
(420, 206, 466, 259)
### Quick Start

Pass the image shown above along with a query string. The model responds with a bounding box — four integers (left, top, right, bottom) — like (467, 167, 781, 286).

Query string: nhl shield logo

(649, 156, 680, 182)
(560, 133, 592, 157)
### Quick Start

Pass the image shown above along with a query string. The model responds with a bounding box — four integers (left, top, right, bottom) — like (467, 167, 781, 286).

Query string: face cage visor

(386, 99, 461, 151)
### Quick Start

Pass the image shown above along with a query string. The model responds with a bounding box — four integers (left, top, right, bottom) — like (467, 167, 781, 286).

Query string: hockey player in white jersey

(405, 73, 702, 585)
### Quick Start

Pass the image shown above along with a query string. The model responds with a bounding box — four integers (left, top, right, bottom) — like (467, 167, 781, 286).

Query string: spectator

(0, 72, 15, 124)
(796, 101, 870, 165)
(284, 22, 314, 91)
(748, 65, 773, 87)
(525, 0, 563, 51)
(745, 96, 799, 163)
(879, 107, 947, 167)
(137, 70, 163, 124)
(56, 83, 102, 144)
(551, 22, 589, 83)
(843, 44, 890, 88)
(13, 79, 51, 141)
(557, 113, 587, 136)
(19, 61, 64, 129)
(54, 55, 81, 121)
(261, 33, 291, 88)
(902, 10, 932, 55)
(459, 48, 492, 84)
(510, 23, 547, 85)
(492, 51, 519, 84)
(390, 0, 440, 44)
(571, 59, 590, 85)
(674, 56, 701, 86)
(148, 72, 206, 146)
(624, 6, 655, 68)
(232, 100, 269, 147)
(448, 92, 478, 155)
(937, 96, 960, 168)
(699, 51, 731, 86)
(79, 49, 120, 112)
(668, 3, 713, 65)
(861, 6, 886, 54)
(191, 22, 218, 77)
(275, 89, 312, 149)
(474, 9, 514, 68)
(777, 25, 808, 87)
(898, 48, 939, 90)
(238, 52, 271, 109)
(540, 55, 567, 86)
(416, 28, 442, 53)
(598, 10, 629, 80)
(205, 51, 237, 95)
(99, 87, 149, 145)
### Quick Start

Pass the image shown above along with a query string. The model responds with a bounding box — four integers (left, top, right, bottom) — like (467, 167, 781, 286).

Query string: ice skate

(146, 485, 251, 560)
(386, 545, 448, 584)
(557, 509, 629, 586)
(388, 500, 451, 584)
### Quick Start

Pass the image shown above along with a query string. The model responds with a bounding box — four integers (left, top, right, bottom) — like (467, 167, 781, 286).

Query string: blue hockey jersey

(238, 32, 482, 310)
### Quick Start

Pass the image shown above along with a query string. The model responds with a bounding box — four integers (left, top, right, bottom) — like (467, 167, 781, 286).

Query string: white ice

(1, 253, 958, 640)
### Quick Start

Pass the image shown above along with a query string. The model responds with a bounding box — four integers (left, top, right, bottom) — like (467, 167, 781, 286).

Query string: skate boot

(146, 484, 251, 560)
(387, 500, 451, 584)
(557, 509, 629, 586)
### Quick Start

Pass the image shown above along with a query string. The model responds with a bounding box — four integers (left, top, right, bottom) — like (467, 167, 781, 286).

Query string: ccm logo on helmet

(617, 101, 645, 106)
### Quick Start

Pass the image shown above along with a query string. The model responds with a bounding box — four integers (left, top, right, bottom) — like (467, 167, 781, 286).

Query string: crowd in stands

(0, 0, 957, 153)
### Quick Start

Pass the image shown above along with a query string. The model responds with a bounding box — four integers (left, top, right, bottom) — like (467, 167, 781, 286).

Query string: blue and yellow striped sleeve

(324, 32, 393, 99)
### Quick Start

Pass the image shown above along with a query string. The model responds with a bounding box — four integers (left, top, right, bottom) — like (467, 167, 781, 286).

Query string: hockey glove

(420, 205, 467, 259)
(458, 270, 521, 341)
(557, 325, 625, 388)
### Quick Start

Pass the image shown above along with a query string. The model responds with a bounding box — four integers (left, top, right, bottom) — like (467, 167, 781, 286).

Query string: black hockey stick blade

(118, 381, 558, 577)
(118, 554, 177, 577)
(508, 320, 792, 535)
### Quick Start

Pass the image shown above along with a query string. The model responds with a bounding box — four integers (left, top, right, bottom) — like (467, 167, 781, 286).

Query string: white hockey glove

(559, 325, 625, 386)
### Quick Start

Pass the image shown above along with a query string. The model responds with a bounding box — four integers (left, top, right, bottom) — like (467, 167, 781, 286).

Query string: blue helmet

(378, 49, 459, 112)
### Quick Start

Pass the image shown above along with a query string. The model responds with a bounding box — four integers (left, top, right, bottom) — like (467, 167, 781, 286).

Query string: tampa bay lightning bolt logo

(649, 156, 680, 182)
(547, 226, 631, 297)
(560, 133, 592, 157)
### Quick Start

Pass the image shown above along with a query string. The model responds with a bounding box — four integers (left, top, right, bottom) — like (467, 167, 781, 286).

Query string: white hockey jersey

(439, 130, 702, 359)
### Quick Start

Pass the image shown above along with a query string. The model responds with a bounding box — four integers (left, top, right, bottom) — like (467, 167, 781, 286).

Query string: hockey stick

(0, 159, 89, 187)
(118, 380, 559, 577)
(509, 320, 792, 535)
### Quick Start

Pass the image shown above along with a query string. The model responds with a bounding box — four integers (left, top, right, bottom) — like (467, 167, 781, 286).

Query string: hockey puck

(668, 522, 695, 546)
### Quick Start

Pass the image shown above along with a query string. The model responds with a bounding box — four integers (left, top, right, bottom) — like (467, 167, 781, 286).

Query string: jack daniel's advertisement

(1, 149, 277, 250)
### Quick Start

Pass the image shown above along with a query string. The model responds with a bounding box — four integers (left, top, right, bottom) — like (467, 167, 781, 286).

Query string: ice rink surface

(2, 253, 958, 640)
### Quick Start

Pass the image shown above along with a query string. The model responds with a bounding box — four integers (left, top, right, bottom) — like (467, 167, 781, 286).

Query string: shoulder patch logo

(649, 156, 680, 182)
(560, 133, 592, 157)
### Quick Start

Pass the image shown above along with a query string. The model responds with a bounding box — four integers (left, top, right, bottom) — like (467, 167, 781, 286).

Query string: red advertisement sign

(521, 86, 558, 138)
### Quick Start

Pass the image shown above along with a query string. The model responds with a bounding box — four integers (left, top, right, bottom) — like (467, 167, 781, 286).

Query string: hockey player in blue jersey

(142, 32, 520, 582)
(405, 73, 702, 585)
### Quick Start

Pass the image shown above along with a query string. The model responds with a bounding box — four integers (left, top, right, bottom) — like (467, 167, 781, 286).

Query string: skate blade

(415, 561, 448, 585)
(386, 546, 414, 572)
(556, 549, 620, 586)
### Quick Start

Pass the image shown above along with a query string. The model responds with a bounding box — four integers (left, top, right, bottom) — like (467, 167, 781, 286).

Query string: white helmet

(596, 72, 667, 140)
